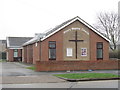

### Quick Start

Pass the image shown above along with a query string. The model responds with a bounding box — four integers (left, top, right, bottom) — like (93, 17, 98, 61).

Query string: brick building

(22, 16, 112, 71)
(22, 34, 45, 64)
(6, 37, 32, 62)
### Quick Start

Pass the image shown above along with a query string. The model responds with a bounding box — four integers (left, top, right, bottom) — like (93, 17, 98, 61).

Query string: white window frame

(14, 49, 18, 57)
(66, 48, 73, 56)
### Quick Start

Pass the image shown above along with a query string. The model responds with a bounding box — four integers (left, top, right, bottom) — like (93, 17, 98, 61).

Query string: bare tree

(94, 12, 119, 51)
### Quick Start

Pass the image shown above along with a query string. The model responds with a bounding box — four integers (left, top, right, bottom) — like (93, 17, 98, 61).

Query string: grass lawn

(26, 66, 36, 70)
(54, 73, 120, 79)
(0, 59, 6, 62)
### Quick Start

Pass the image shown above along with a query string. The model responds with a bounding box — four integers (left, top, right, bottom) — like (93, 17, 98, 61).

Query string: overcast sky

(0, 0, 119, 40)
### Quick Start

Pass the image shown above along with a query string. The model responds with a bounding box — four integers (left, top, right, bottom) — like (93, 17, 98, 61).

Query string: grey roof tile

(23, 16, 110, 46)
(23, 16, 77, 46)
(7, 37, 32, 48)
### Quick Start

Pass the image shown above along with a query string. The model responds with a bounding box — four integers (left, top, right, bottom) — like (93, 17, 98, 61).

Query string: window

(97, 42, 103, 60)
(14, 49, 18, 57)
(49, 41, 56, 60)
(66, 48, 73, 56)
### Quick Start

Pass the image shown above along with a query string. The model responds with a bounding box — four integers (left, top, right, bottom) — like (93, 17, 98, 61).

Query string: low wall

(36, 60, 120, 71)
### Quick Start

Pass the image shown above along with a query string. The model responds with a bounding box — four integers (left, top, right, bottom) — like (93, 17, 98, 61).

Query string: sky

(0, 0, 119, 40)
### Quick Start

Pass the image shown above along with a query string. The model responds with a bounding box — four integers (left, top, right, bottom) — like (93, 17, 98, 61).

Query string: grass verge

(54, 73, 120, 79)
(0, 59, 6, 62)
(26, 66, 36, 70)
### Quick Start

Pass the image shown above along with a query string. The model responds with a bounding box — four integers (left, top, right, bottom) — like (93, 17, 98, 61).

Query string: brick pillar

(23, 46, 27, 63)
(8, 49, 14, 62)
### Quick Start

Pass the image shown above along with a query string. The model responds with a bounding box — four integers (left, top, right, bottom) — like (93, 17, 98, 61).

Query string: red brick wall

(22, 46, 27, 63)
(22, 49, 24, 62)
(23, 43, 37, 64)
(29, 44, 33, 63)
(40, 29, 63, 61)
(8, 49, 14, 61)
(26, 45, 33, 64)
(18, 49, 22, 57)
(36, 60, 120, 71)
(8, 49, 22, 62)
(90, 30, 109, 61)
(33, 42, 40, 64)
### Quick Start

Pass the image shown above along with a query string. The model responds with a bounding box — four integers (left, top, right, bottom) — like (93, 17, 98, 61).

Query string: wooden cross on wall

(69, 31, 84, 59)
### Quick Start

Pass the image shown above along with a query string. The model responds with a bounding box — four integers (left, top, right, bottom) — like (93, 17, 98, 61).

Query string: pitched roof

(22, 17, 77, 46)
(22, 33, 45, 46)
(41, 16, 110, 42)
(23, 16, 110, 46)
(7, 37, 32, 49)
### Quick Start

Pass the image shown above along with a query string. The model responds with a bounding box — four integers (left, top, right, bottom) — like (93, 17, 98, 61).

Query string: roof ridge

(45, 16, 78, 36)
(6, 37, 33, 48)
(7, 37, 33, 38)
(22, 16, 110, 46)
(41, 16, 110, 42)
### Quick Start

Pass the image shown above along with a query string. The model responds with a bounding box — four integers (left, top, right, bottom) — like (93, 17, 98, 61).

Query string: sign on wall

(81, 48, 87, 56)
(67, 48, 73, 56)
(63, 27, 89, 35)
(63, 28, 80, 34)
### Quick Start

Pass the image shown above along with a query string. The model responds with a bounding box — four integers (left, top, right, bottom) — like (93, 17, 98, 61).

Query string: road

(2, 80, 119, 88)
(1, 62, 120, 89)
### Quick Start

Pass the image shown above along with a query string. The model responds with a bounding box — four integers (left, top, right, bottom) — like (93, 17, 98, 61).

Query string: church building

(22, 16, 111, 71)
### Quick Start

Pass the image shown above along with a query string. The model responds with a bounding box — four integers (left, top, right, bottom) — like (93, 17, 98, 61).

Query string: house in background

(6, 37, 32, 62)
(22, 16, 111, 71)
(0, 40, 6, 60)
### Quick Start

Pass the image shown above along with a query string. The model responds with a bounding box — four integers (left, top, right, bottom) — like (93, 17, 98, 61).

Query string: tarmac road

(2, 62, 65, 84)
(2, 80, 119, 88)
(2, 62, 48, 76)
